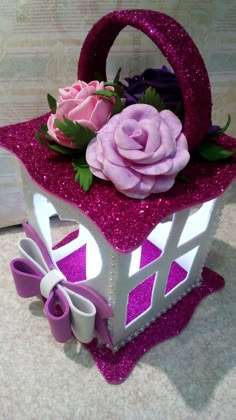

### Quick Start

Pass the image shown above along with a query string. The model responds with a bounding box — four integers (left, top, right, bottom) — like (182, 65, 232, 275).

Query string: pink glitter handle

(78, 9, 212, 151)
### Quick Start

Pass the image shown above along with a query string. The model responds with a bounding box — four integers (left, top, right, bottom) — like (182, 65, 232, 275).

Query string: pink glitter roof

(0, 9, 236, 253)
(0, 114, 235, 253)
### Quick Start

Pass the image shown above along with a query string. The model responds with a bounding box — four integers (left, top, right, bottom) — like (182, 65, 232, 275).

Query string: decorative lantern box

(20, 172, 224, 350)
(0, 10, 235, 382)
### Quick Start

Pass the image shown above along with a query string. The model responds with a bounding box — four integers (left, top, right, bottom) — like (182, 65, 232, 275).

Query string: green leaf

(47, 94, 57, 114)
(47, 144, 76, 155)
(72, 158, 93, 192)
(92, 89, 117, 98)
(197, 141, 235, 161)
(72, 154, 88, 167)
(215, 114, 231, 136)
(176, 172, 190, 183)
(112, 95, 125, 116)
(35, 129, 48, 146)
(104, 82, 119, 88)
(39, 123, 50, 136)
(35, 129, 75, 155)
(138, 87, 165, 111)
(93, 89, 124, 115)
(54, 117, 95, 149)
(36, 123, 76, 155)
(113, 67, 121, 85)
(39, 123, 56, 141)
(100, 84, 125, 103)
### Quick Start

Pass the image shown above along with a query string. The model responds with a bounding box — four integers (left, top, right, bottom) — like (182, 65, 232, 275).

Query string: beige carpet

(0, 185, 236, 420)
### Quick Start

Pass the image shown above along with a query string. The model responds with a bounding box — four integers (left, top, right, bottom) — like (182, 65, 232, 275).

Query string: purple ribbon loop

(10, 223, 113, 347)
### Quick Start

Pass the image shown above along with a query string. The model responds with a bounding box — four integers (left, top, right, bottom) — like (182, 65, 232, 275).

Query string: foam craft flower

(122, 67, 221, 135)
(86, 104, 190, 199)
(47, 80, 114, 149)
(123, 66, 183, 111)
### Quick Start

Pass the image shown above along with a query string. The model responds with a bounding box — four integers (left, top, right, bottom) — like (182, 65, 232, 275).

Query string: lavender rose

(86, 104, 190, 199)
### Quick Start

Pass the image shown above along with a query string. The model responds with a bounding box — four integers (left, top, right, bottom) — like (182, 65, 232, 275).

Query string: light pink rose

(47, 80, 114, 149)
(86, 104, 190, 199)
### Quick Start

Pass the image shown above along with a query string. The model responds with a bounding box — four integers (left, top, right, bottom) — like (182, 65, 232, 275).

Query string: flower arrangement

(36, 67, 233, 199)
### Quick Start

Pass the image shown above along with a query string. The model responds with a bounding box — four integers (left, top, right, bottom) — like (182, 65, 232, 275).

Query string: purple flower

(86, 104, 190, 199)
(122, 66, 183, 113)
(122, 67, 221, 136)
(207, 124, 221, 135)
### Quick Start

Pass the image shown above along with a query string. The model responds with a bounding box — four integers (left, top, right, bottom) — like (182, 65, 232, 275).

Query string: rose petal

(165, 149, 190, 175)
(56, 99, 83, 119)
(72, 81, 84, 90)
(54, 129, 80, 149)
(122, 175, 156, 199)
(160, 109, 183, 139)
(114, 119, 144, 150)
(58, 83, 83, 101)
(138, 119, 161, 152)
(97, 125, 127, 167)
(68, 96, 97, 121)
(75, 119, 97, 131)
(90, 98, 113, 131)
(150, 175, 176, 193)
(47, 115, 78, 149)
(131, 127, 148, 148)
(117, 147, 154, 162)
(176, 132, 188, 149)
(47, 114, 57, 140)
(159, 119, 176, 155)
(103, 159, 141, 189)
(117, 117, 177, 164)
(89, 166, 109, 180)
(86, 139, 101, 169)
(117, 144, 172, 164)
(88, 80, 101, 90)
(95, 139, 105, 165)
(86, 140, 108, 180)
(131, 158, 173, 175)
(121, 103, 160, 122)
(75, 83, 95, 100)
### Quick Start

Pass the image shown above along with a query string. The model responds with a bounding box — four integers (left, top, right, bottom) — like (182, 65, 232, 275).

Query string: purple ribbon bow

(10, 222, 113, 347)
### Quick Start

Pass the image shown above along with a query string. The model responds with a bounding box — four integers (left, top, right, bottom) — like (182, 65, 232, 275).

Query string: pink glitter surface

(0, 115, 235, 253)
(85, 268, 224, 384)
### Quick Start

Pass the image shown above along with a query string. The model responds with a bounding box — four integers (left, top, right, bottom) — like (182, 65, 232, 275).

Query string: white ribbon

(18, 237, 96, 344)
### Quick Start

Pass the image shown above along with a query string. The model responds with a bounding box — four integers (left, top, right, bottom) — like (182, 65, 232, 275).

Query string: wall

(0, 0, 235, 226)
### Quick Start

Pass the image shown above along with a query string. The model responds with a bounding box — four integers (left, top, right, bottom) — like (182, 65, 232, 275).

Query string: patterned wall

(0, 0, 236, 226)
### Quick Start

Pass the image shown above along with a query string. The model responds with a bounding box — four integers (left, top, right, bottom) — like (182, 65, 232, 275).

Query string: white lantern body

(21, 167, 224, 349)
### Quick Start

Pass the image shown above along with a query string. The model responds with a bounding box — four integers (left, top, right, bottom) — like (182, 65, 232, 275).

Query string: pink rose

(86, 104, 190, 199)
(47, 80, 114, 149)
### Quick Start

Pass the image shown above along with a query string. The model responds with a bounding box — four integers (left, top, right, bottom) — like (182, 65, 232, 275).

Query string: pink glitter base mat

(84, 268, 224, 384)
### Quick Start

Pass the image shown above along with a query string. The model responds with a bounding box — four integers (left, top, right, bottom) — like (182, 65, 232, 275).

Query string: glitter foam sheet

(0, 114, 235, 253)
(85, 267, 224, 384)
